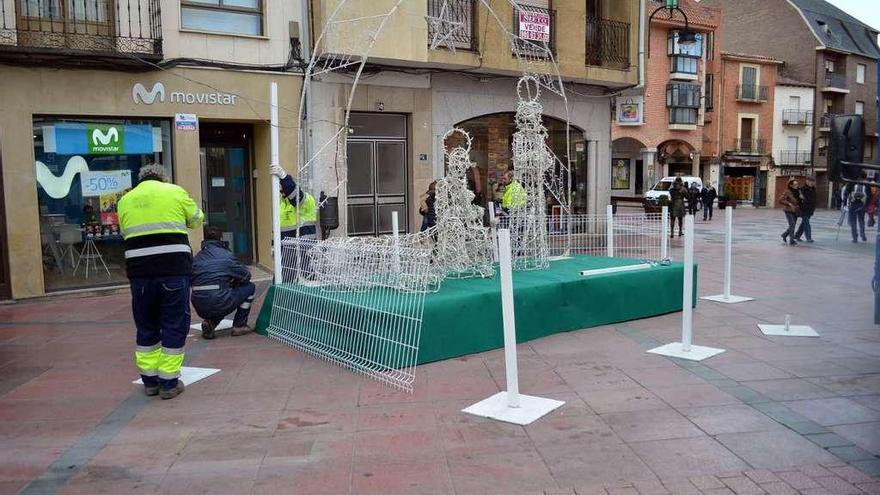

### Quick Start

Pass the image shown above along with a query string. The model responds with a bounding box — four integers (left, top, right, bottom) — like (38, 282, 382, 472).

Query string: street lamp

(649, 0, 698, 47)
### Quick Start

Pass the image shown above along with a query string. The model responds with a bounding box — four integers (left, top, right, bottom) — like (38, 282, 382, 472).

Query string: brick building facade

(611, 0, 721, 197)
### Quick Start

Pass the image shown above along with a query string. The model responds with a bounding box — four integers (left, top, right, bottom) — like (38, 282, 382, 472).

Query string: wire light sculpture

(508, 76, 553, 270)
(433, 128, 495, 278)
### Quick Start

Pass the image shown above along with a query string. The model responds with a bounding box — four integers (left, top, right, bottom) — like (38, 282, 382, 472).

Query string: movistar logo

(132, 82, 165, 104)
(131, 81, 237, 106)
(92, 127, 119, 146)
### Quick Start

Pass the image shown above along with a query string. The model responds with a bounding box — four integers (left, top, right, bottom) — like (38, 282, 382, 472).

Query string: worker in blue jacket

(192, 226, 256, 339)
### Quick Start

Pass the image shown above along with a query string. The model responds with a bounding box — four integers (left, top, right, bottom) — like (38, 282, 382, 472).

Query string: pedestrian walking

(270, 165, 318, 279)
(866, 184, 879, 228)
(844, 181, 868, 242)
(192, 226, 256, 340)
(419, 181, 437, 231)
(669, 177, 686, 237)
(118, 164, 204, 400)
(794, 176, 816, 243)
(779, 178, 800, 246)
(701, 182, 717, 221)
(687, 182, 700, 216)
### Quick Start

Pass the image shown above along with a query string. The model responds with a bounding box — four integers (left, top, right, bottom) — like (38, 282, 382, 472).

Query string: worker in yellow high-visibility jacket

(118, 164, 203, 400)
(500, 171, 527, 211)
(271, 165, 318, 280)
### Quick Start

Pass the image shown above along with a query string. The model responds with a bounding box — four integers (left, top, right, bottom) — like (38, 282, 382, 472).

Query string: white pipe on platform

(661, 205, 669, 260)
(498, 228, 520, 408)
(606, 204, 614, 258)
(270, 82, 282, 284)
(579, 263, 653, 277)
(681, 215, 694, 352)
(488, 202, 499, 262)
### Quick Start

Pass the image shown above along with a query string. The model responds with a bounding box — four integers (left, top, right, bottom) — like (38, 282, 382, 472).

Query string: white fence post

(488, 202, 499, 262)
(647, 214, 725, 361)
(681, 215, 694, 351)
(661, 205, 669, 260)
(392, 211, 400, 273)
(498, 228, 519, 408)
(462, 228, 565, 424)
(270, 82, 282, 284)
(606, 204, 614, 258)
(701, 205, 754, 304)
(723, 206, 733, 298)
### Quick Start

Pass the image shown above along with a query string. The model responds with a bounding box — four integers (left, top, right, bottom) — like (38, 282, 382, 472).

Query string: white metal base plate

(757, 324, 819, 337)
(462, 391, 565, 425)
(701, 294, 755, 304)
(190, 319, 233, 332)
(647, 342, 726, 361)
(133, 366, 221, 386)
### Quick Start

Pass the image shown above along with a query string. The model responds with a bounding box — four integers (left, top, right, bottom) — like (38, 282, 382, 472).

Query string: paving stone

(758, 482, 798, 495)
(785, 399, 880, 427)
(632, 479, 669, 495)
(827, 466, 876, 484)
(743, 470, 781, 484)
(830, 423, 880, 456)
(855, 482, 880, 495)
(721, 475, 766, 495)
(773, 471, 821, 490)
(602, 409, 704, 443)
(703, 489, 736, 495)
(689, 476, 725, 490)
(851, 459, 880, 478)
(806, 433, 856, 449)
(681, 405, 782, 435)
(716, 430, 840, 469)
(813, 476, 863, 495)
(827, 446, 877, 463)
(630, 437, 749, 481)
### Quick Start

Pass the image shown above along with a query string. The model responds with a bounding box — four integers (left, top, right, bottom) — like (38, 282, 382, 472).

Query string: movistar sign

(132, 82, 238, 106)
(87, 125, 124, 154)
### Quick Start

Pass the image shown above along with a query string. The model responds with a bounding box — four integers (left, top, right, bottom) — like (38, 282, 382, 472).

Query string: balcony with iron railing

(512, 4, 555, 57)
(736, 84, 768, 102)
(585, 16, 629, 68)
(778, 150, 811, 166)
(427, 0, 476, 52)
(731, 138, 766, 154)
(822, 72, 848, 92)
(0, 0, 162, 67)
(782, 109, 813, 126)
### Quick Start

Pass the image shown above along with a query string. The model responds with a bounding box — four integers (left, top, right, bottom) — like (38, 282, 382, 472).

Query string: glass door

(199, 124, 253, 263)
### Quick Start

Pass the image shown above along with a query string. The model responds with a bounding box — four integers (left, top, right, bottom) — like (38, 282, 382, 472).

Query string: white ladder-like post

(392, 210, 401, 274)
(270, 81, 282, 284)
(606, 204, 614, 258)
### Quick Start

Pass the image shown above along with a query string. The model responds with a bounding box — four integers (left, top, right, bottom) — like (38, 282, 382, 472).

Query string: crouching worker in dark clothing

(192, 226, 255, 339)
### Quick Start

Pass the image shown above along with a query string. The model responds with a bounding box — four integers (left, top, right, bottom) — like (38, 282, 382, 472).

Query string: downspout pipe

(637, 0, 647, 88)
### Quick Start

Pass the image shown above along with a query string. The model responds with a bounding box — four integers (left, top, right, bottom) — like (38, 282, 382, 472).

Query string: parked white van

(644, 176, 703, 205)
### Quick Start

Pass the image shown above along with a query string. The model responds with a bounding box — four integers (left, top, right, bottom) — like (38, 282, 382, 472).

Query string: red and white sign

(518, 10, 551, 43)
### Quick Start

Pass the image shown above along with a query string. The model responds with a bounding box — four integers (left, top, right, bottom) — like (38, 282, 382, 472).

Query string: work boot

(160, 381, 185, 400)
(201, 320, 216, 340)
(144, 384, 159, 397)
(231, 325, 253, 337)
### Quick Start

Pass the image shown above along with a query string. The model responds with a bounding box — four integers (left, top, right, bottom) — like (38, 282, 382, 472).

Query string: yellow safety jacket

(280, 193, 317, 236)
(118, 179, 203, 277)
(502, 180, 527, 209)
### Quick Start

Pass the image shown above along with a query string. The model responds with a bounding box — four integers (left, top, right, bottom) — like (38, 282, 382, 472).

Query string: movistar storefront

(0, 65, 301, 298)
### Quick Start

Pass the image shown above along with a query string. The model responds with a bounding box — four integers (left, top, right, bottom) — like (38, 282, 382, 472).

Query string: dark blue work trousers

(131, 276, 191, 389)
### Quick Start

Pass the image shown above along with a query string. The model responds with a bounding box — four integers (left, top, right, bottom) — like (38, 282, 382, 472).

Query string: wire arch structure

(295, 0, 575, 220)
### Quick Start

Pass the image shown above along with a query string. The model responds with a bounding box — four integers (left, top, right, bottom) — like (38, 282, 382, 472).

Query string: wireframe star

(426, 0, 466, 53)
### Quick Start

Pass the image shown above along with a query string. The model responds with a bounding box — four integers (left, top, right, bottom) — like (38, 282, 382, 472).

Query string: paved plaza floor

(2, 208, 879, 495)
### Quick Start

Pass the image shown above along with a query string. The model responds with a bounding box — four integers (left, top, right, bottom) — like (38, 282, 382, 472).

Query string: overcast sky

(826, 0, 880, 32)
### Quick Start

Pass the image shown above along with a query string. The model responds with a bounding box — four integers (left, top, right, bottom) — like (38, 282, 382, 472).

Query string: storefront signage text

(616, 96, 644, 126)
(518, 11, 550, 43)
(45, 123, 155, 156)
(175, 113, 199, 131)
(132, 82, 238, 106)
(81, 170, 132, 197)
(88, 125, 124, 154)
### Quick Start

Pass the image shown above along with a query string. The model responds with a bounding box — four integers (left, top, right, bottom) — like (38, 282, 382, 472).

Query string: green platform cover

(256, 256, 696, 365)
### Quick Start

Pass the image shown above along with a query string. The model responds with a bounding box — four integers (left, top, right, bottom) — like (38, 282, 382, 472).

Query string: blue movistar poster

(50, 123, 155, 155)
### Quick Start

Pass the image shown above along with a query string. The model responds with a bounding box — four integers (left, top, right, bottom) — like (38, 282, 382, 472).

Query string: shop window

(34, 118, 173, 292)
(181, 0, 263, 36)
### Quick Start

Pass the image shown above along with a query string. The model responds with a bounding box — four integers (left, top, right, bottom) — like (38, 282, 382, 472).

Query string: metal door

(346, 139, 408, 236)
